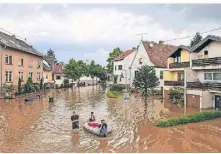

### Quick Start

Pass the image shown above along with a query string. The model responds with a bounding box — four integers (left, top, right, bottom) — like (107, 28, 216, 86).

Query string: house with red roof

(129, 40, 177, 90)
(53, 64, 65, 86)
(113, 48, 136, 85)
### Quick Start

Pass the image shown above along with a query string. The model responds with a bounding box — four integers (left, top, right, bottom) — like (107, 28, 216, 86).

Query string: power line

(162, 27, 221, 43)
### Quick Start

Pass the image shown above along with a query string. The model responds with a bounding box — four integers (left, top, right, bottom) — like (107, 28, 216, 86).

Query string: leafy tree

(18, 77, 21, 94)
(89, 60, 97, 85)
(24, 77, 34, 93)
(106, 47, 123, 74)
(133, 65, 159, 100)
(190, 32, 203, 47)
(39, 78, 43, 90)
(64, 59, 81, 81)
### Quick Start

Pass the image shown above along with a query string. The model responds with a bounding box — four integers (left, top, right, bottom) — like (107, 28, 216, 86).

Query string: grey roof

(168, 45, 190, 57)
(43, 63, 52, 71)
(0, 31, 43, 57)
(190, 35, 221, 53)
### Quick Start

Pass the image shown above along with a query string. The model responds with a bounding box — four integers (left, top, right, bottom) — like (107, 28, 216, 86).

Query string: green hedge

(106, 91, 119, 98)
(158, 111, 221, 127)
(109, 84, 124, 92)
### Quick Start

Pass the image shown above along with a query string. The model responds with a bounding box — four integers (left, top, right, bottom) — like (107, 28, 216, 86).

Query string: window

(5, 55, 12, 64)
(178, 72, 184, 81)
(5, 71, 12, 82)
(139, 58, 142, 64)
(118, 65, 122, 70)
(37, 72, 41, 80)
(115, 65, 117, 70)
(135, 71, 138, 77)
(204, 50, 208, 59)
(56, 76, 61, 80)
(29, 58, 33, 68)
(29, 72, 33, 79)
(19, 72, 24, 81)
(204, 72, 212, 80)
(160, 71, 163, 79)
(174, 56, 181, 63)
(213, 73, 221, 80)
(37, 61, 41, 69)
(18, 58, 24, 66)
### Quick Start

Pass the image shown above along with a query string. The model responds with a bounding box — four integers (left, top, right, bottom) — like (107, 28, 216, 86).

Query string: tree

(133, 65, 159, 100)
(39, 78, 43, 90)
(190, 32, 203, 47)
(89, 60, 97, 86)
(106, 47, 123, 74)
(63, 59, 82, 81)
(18, 77, 21, 94)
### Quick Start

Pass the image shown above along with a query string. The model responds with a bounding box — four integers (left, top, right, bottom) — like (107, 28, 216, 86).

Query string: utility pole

(136, 32, 147, 41)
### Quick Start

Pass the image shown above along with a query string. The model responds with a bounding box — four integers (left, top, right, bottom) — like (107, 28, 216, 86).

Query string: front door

(215, 95, 221, 109)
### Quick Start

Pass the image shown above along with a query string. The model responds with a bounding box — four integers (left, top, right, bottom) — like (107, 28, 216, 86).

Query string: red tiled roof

(114, 49, 135, 61)
(53, 65, 64, 74)
(142, 41, 177, 68)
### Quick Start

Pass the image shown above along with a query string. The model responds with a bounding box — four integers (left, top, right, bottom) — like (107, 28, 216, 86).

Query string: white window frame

(18, 58, 24, 66)
(5, 71, 12, 82)
(5, 55, 12, 65)
(19, 71, 24, 81)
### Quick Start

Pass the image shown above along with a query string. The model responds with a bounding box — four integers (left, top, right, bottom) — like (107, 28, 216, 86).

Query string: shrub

(169, 87, 184, 104)
(106, 91, 119, 98)
(109, 84, 124, 92)
(158, 111, 221, 127)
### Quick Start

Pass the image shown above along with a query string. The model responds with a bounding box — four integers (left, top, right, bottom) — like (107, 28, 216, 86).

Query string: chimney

(159, 40, 164, 44)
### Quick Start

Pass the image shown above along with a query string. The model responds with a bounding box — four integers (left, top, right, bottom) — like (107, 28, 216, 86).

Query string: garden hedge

(158, 111, 221, 127)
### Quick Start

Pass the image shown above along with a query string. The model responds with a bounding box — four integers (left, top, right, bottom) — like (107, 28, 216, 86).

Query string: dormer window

(139, 58, 142, 64)
(204, 50, 208, 59)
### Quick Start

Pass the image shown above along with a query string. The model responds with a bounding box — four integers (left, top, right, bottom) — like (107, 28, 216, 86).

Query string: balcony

(192, 57, 221, 67)
(169, 62, 190, 68)
(187, 82, 221, 89)
(164, 81, 184, 86)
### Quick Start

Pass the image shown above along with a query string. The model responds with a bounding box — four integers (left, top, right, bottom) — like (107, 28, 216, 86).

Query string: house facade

(43, 51, 55, 88)
(113, 48, 135, 86)
(0, 31, 43, 89)
(163, 35, 221, 109)
(129, 41, 176, 90)
(53, 64, 65, 87)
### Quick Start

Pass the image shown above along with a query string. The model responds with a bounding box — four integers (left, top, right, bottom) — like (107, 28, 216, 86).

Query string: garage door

(187, 94, 200, 108)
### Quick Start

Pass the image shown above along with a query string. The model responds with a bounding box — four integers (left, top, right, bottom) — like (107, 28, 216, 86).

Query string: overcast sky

(1, 4, 221, 65)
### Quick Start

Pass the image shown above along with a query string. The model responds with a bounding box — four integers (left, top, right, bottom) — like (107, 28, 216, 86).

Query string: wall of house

(54, 74, 64, 86)
(181, 50, 190, 62)
(191, 41, 221, 60)
(202, 91, 213, 108)
(2, 48, 43, 86)
(130, 43, 157, 87)
(113, 52, 135, 85)
(43, 71, 53, 83)
(186, 68, 197, 82)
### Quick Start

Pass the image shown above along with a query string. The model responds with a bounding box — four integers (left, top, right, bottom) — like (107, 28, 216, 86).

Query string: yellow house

(43, 60, 54, 89)
(163, 45, 190, 90)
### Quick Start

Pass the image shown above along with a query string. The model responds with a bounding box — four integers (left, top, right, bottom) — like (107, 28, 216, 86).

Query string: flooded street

(0, 86, 221, 152)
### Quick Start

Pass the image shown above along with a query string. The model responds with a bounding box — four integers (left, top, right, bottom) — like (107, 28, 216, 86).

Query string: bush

(106, 91, 119, 98)
(109, 84, 124, 92)
(158, 111, 221, 127)
(169, 87, 184, 104)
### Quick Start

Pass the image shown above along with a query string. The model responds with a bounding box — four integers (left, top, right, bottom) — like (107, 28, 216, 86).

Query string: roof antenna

(136, 32, 147, 41)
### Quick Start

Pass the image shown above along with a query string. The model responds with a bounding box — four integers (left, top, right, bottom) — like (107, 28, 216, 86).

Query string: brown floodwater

(0, 86, 221, 153)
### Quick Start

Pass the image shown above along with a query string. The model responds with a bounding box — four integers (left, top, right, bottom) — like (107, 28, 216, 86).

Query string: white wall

(192, 41, 221, 60)
(130, 42, 164, 89)
(113, 51, 135, 85)
(202, 91, 213, 108)
(54, 74, 64, 86)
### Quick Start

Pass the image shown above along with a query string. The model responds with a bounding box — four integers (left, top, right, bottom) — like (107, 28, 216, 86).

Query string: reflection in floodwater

(0, 87, 221, 152)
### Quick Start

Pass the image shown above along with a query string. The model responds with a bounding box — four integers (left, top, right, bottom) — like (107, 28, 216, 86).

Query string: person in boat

(71, 111, 79, 129)
(99, 120, 107, 137)
(89, 112, 96, 122)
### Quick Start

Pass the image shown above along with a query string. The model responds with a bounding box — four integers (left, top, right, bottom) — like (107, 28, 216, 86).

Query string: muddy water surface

(0, 87, 221, 152)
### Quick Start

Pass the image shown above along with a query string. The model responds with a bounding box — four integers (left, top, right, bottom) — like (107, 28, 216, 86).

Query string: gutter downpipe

(0, 41, 7, 97)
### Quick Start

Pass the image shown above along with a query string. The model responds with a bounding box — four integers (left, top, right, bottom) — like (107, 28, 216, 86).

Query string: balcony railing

(192, 57, 221, 67)
(187, 82, 221, 89)
(169, 62, 190, 68)
(164, 81, 184, 86)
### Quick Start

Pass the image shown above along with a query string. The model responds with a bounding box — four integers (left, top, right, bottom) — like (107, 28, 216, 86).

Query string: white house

(129, 41, 177, 90)
(113, 48, 136, 86)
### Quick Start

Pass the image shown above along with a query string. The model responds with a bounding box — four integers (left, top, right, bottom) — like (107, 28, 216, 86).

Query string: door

(215, 95, 221, 109)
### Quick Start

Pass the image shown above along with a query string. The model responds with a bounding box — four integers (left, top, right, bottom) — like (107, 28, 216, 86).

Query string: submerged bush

(109, 84, 124, 92)
(158, 111, 221, 127)
(106, 91, 119, 98)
